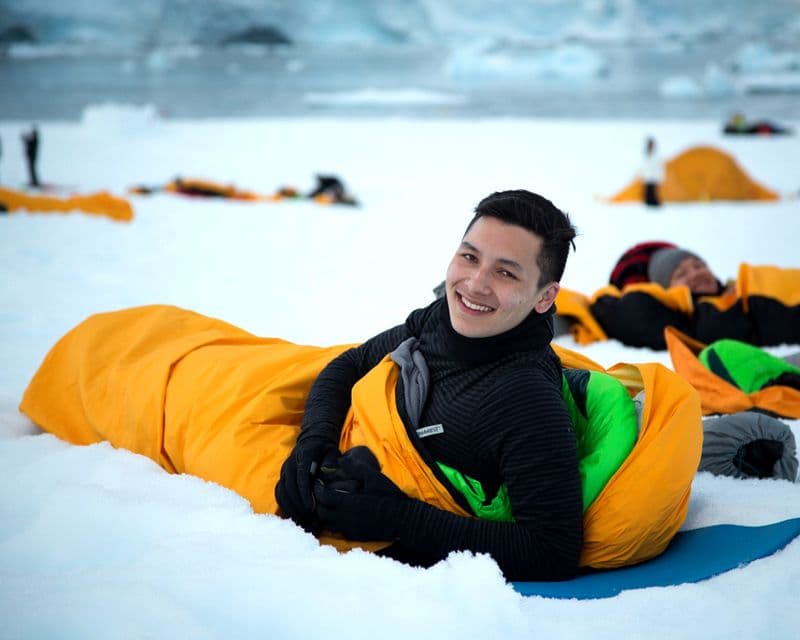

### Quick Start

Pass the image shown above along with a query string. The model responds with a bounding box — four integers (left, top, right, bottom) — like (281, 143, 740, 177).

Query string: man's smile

(457, 292, 495, 313)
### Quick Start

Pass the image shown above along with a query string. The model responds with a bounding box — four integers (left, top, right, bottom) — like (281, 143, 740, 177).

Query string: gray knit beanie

(647, 248, 699, 288)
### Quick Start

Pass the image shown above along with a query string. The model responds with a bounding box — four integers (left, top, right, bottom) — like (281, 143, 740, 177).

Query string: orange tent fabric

(0, 187, 133, 222)
(665, 327, 800, 418)
(610, 146, 779, 203)
(20, 305, 701, 569)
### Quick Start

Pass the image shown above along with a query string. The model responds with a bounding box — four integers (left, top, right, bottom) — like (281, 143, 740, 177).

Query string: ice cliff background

(1, 0, 799, 120)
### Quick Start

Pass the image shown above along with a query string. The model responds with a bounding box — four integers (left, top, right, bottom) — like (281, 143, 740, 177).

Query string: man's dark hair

(467, 189, 577, 286)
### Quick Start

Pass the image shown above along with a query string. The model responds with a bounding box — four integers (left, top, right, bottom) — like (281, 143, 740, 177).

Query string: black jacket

(302, 298, 583, 581)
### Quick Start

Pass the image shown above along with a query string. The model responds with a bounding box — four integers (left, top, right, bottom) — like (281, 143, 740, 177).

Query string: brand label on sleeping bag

(417, 424, 444, 438)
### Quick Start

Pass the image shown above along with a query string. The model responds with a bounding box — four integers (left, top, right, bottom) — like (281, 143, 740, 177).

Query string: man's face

(669, 256, 718, 295)
(445, 216, 559, 338)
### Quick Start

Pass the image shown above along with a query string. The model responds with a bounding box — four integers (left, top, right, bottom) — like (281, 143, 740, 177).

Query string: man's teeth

(461, 296, 492, 312)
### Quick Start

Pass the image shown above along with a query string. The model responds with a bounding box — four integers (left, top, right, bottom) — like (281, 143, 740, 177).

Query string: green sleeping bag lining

(562, 369, 639, 510)
(438, 369, 639, 521)
(699, 339, 800, 394)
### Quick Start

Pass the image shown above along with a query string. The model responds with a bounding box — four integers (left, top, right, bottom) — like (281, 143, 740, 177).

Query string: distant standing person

(22, 125, 40, 188)
(640, 136, 663, 207)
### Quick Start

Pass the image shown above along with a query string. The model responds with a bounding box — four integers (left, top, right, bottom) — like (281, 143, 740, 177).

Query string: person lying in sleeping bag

(584, 245, 799, 349)
(646, 247, 732, 296)
(275, 189, 584, 581)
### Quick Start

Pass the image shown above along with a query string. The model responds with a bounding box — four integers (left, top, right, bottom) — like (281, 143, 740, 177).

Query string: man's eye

(461, 253, 477, 262)
(499, 270, 517, 280)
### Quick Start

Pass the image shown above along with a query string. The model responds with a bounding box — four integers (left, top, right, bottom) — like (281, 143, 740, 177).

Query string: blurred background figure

(307, 174, 358, 206)
(21, 125, 40, 188)
(640, 136, 663, 207)
(647, 246, 731, 296)
(723, 112, 792, 136)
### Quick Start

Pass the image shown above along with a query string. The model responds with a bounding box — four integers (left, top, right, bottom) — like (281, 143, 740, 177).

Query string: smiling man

(446, 210, 563, 338)
(276, 189, 582, 581)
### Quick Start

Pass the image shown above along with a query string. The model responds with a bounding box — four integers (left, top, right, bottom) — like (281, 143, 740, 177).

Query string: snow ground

(1, 110, 798, 639)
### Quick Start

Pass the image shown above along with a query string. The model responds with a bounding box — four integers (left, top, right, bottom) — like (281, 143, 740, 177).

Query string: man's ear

(534, 282, 560, 314)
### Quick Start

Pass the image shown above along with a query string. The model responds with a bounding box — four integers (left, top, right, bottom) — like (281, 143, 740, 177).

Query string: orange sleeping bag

(20, 305, 701, 568)
(549, 346, 703, 568)
(18, 305, 467, 555)
(163, 178, 262, 200)
(0, 186, 133, 222)
(665, 327, 800, 418)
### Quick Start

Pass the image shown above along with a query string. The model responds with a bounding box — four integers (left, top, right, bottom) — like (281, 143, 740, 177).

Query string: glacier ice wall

(2, 0, 799, 53)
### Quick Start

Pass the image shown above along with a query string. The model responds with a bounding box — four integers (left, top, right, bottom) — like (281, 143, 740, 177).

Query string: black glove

(313, 446, 411, 542)
(275, 435, 339, 533)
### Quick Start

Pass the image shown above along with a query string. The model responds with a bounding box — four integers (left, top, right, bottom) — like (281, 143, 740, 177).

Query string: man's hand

(275, 435, 339, 533)
(313, 446, 410, 541)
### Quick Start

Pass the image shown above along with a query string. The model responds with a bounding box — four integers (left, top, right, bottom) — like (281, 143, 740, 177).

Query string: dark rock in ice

(0, 24, 37, 44)
(220, 25, 292, 47)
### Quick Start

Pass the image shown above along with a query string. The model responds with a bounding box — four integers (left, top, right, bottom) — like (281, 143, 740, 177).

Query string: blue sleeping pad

(513, 517, 800, 599)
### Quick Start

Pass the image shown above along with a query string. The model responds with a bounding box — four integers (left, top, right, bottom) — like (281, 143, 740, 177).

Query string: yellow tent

(0, 187, 134, 222)
(610, 145, 779, 203)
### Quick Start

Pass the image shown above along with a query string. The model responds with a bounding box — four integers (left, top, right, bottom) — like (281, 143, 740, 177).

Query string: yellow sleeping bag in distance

(554, 288, 608, 345)
(737, 263, 800, 309)
(0, 186, 133, 222)
(164, 178, 261, 201)
(20, 305, 701, 568)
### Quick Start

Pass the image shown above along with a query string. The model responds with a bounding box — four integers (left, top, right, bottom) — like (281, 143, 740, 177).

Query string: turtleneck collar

(434, 296, 554, 364)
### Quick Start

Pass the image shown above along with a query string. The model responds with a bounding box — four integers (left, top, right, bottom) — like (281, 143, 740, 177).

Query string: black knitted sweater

(301, 297, 583, 581)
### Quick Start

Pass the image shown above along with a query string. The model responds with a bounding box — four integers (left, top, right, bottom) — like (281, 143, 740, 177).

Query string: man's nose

(468, 267, 492, 293)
